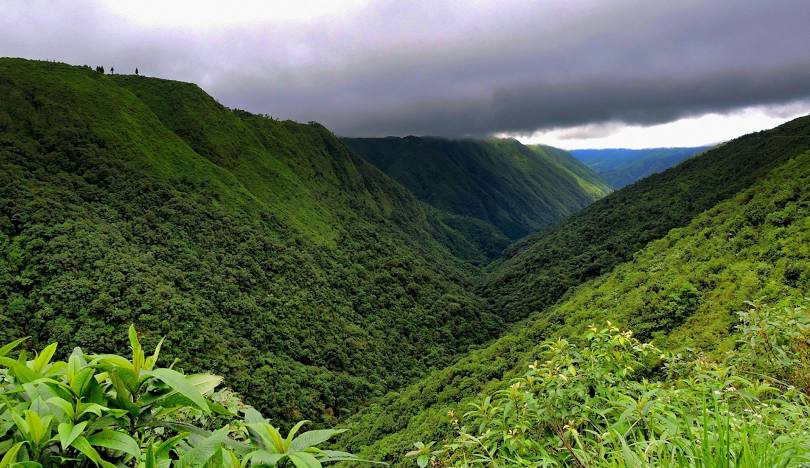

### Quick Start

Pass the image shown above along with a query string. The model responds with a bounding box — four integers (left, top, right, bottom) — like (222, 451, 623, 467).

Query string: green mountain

(340, 119, 810, 466)
(343, 137, 612, 239)
(483, 118, 810, 322)
(0, 58, 505, 427)
(571, 146, 709, 188)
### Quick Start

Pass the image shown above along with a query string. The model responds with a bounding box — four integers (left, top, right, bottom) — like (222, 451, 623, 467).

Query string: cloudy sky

(3, 0, 810, 148)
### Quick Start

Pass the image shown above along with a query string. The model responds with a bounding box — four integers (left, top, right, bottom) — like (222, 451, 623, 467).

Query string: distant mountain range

(571, 146, 709, 188)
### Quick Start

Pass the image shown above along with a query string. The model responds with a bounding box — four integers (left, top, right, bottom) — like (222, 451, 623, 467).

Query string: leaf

(0, 442, 24, 468)
(149, 368, 209, 413)
(285, 420, 309, 447)
(57, 421, 87, 451)
(177, 427, 229, 466)
(0, 357, 38, 383)
(24, 410, 48, 446)
(144, 337, 164, 371)
(70, 368, 96, 397)
(288, 451, 323, 468)
(289, 429, 346, 452)
(0, 338, 27, 358)
(244, 450, 285, 466)
(128, 325, 144, 376)
(32, 343, 58, 374)
(88, 430, 140, 458)
(186, 373, 223, 396)
(46, 397, 74, 420)
(71, 435, 116, 468)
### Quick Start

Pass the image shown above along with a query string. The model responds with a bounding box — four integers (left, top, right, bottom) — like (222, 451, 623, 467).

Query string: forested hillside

(341, 144, 810, 466)
(571, 146, 709, 188)
(343, 137, 611, 239)
(483, 116, 810, 322)
(0, 59, 504, 427)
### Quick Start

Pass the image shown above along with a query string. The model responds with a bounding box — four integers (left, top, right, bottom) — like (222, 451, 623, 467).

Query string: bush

(0, 326, 371, 467)
(413, 300, 810, 466)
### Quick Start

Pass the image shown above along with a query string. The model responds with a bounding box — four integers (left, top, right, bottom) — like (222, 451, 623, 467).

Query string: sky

(2, 0, 810, 149)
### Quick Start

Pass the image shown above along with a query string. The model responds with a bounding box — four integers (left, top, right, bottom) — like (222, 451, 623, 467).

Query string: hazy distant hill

(343, 137, 612, 239)
(571, 146, 709, 188)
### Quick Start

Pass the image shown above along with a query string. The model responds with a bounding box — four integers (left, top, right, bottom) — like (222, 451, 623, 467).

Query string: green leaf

(289, 429, 346, 452)
(0, 442, 24, 468)
(186, 373, 223, 396)
(0, 338, 27, 358)
(177, 427, 229, 466)
(87, 430, 140, 458)
(288, 451, 323, 468)
(32, 343, 57, 373)
(71, 435, 116, 468)
(57, 421, 87, 451)
(144, 337, 164, 371)
(128, 325, 144, 376)
(149, 368, 210, 413)
(46, 397, 75, 420)
(244, 450, 285, 466)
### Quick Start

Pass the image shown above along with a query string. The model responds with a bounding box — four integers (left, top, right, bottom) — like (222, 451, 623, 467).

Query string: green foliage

(0, 58, 503, 428)
(339, 148, 810, 465)
(484, 117, 810, 322)
(420, 302, 810, 467)
(571, 147, 709, 189)
(0, 326, 368, 467)
(343, 137, 611, 240)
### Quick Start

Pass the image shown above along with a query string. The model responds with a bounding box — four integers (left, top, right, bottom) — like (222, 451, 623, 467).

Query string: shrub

(413, 300, 810, 467)
(0, 325, 372, 467)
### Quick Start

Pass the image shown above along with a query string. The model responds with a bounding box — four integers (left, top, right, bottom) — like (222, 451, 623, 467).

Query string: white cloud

(508, 101, 810, 149)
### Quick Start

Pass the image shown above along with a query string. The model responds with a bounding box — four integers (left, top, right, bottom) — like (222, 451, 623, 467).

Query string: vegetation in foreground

(0, 326, 369, 467)
(412, 300, 810, 466)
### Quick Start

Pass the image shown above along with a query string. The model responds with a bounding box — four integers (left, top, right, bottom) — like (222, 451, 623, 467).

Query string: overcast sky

(3, 0, 810, 148)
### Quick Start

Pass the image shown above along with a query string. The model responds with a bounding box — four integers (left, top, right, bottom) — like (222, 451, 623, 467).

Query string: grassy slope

(483, 116, 810, 322)
(571, 146, 709, 189)
(0, 59, 502, 426)
(343, 137, 612, 239)
(342, 146, 810, 466)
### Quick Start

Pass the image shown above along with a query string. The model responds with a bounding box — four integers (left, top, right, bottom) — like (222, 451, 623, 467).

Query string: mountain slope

(571, 146, 709, 188)
(343, 136, 612, 239)
(0, 58, 502, 426)
(483, 116, 810, 322)
(341, 141, 810, 466)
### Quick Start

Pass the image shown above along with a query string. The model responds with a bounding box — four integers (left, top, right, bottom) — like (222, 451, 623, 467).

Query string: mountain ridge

(343, 136, 612, 239)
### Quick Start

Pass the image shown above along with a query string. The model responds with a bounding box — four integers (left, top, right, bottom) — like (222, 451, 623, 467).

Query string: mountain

(571, 146, 709, 188)
(343, 137, 612, 239)
(482, 118, 810, 322)
(340, 119, 810, 466)
(0, 58, 505, 427)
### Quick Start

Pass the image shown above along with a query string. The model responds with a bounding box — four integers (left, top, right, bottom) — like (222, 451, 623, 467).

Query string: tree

(135, 67, 139, 75)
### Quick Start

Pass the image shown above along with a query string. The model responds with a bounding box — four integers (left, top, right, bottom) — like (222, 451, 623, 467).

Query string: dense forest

(341, 140, 810, 466)
(2, 58, 810, 467)
(0, 59, 509, 429)
(482, 117, 810, 322)
(344, 137, 610, 239)
(571, 147, 709, 188)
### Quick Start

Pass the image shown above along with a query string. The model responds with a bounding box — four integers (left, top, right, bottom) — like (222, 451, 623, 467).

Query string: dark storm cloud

(2, 0, 810, 137)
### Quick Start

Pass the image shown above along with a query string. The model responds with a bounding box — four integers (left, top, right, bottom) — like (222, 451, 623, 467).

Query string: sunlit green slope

(0, 58, 502, 427)
(483, 116, 810, 322)
(343, 137, 612, 239)
(341, 126, 810, 465)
